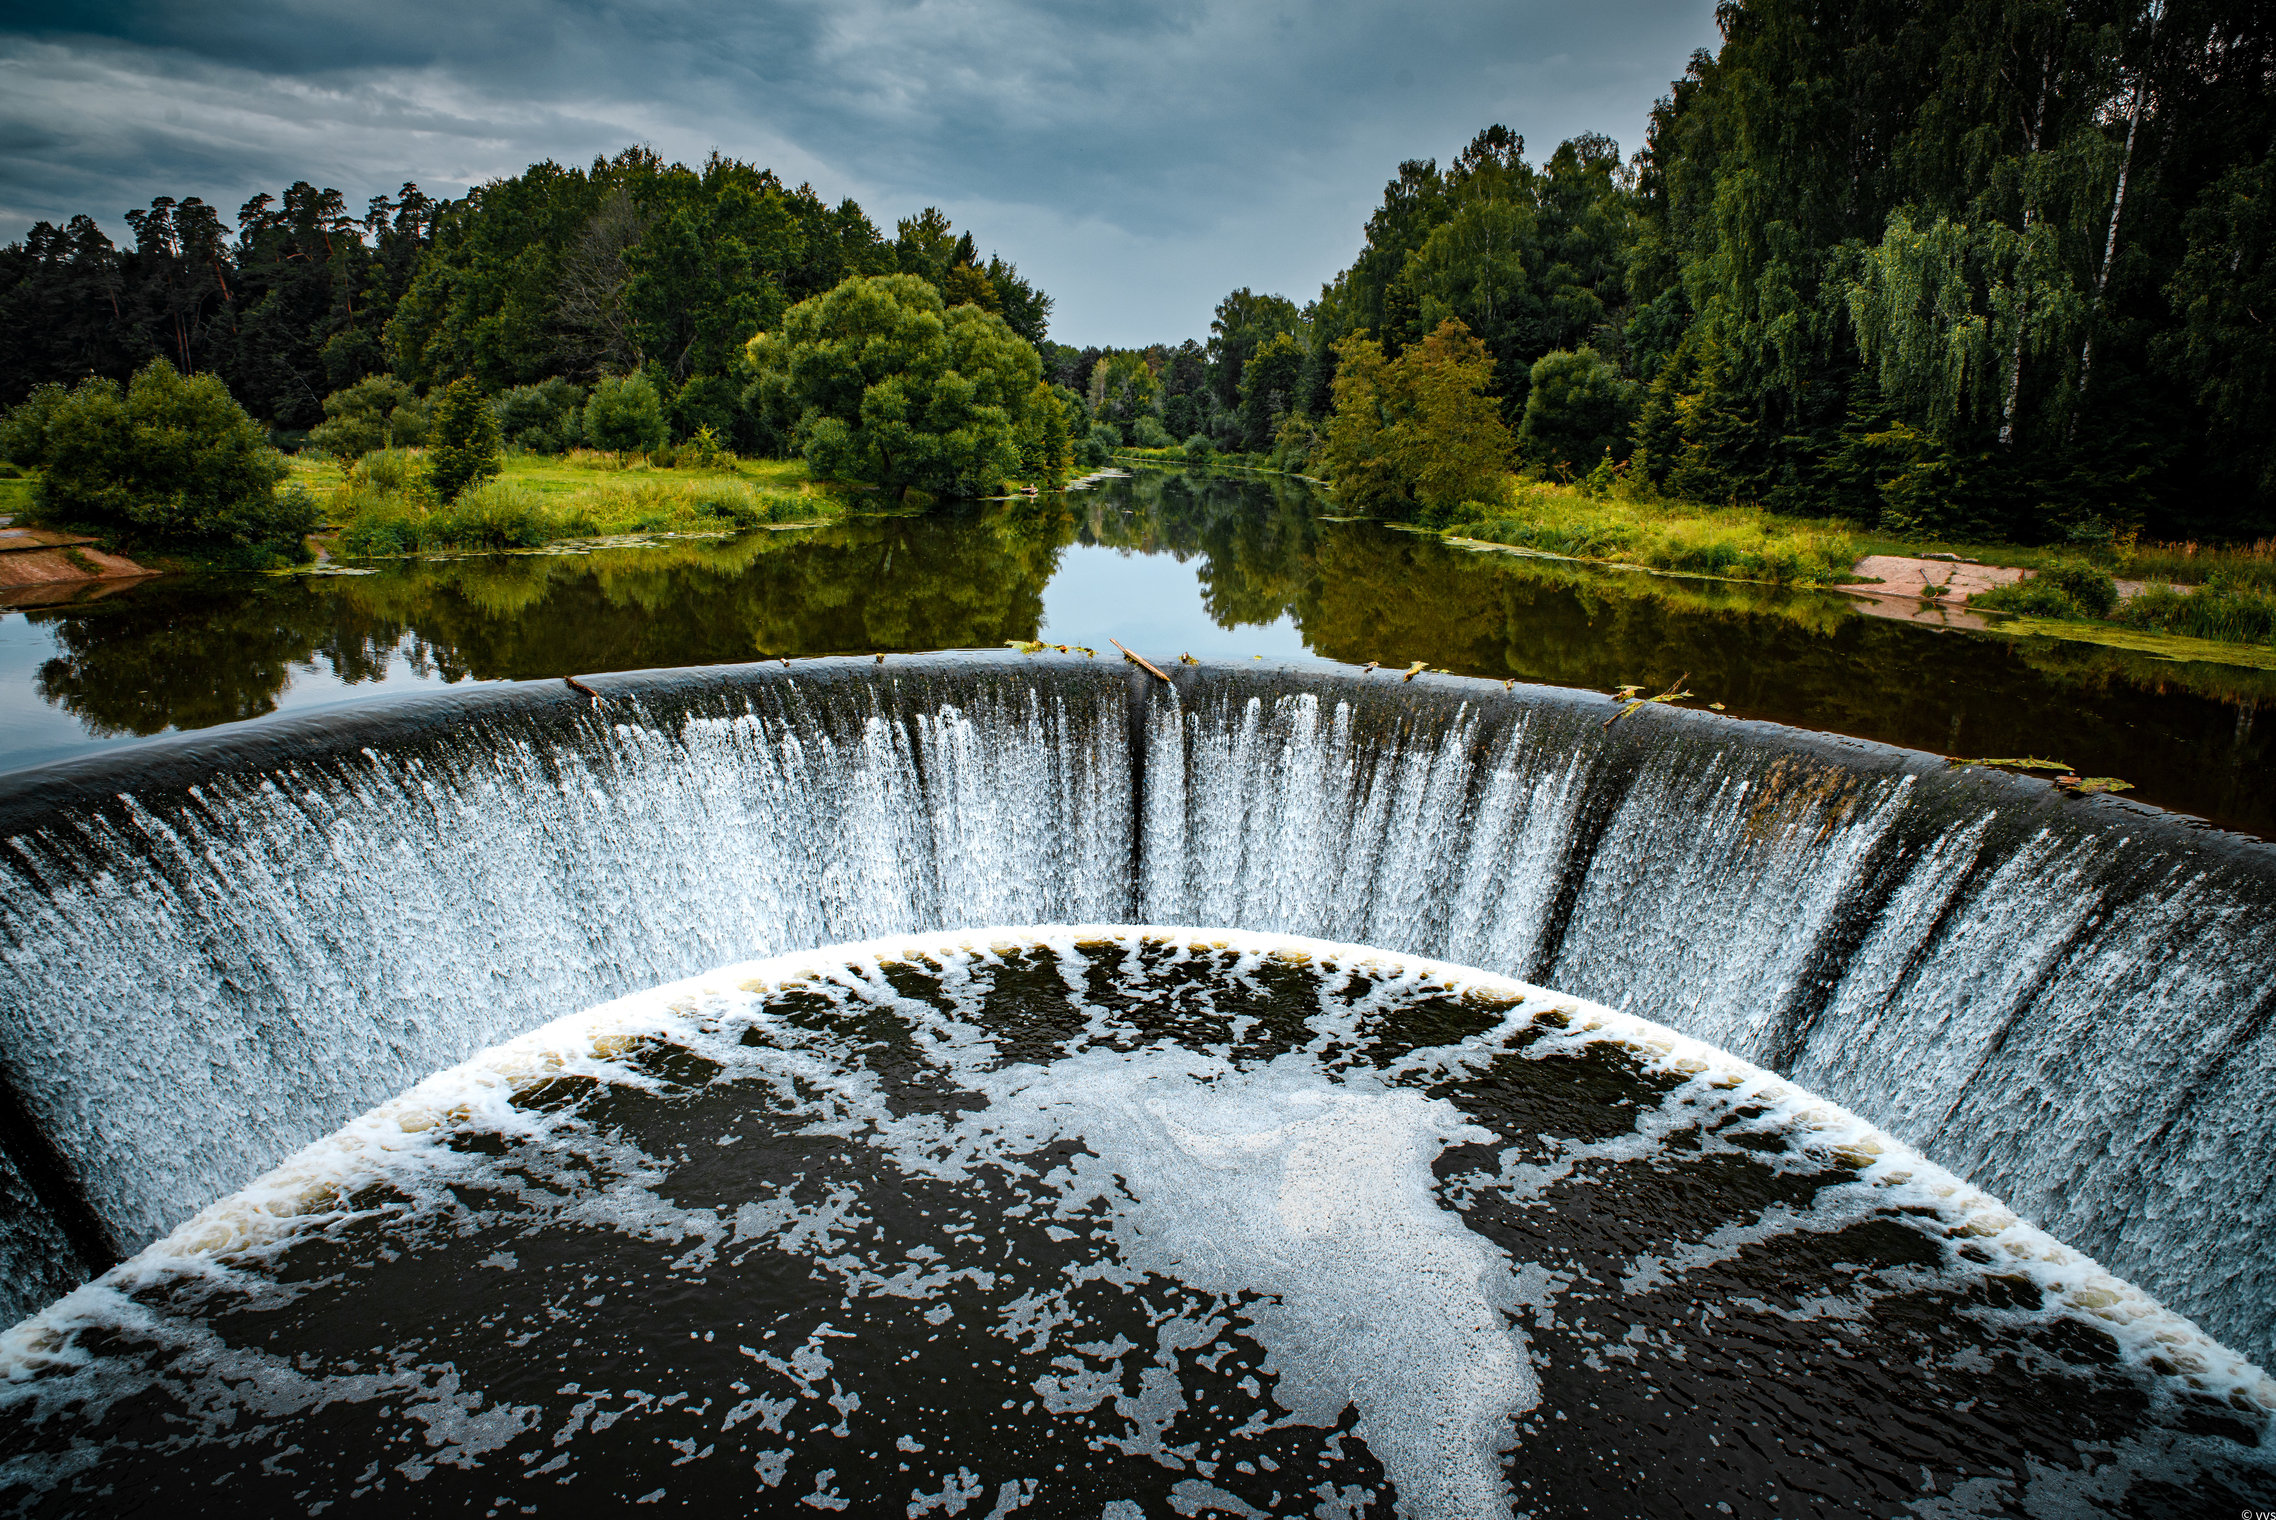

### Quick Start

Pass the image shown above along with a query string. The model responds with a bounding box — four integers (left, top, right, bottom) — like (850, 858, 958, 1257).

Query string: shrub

(430, 482, 549, 549)
(1183, 432, 1215, 460)
(355, 448, 416, 494)
(337, 490, 429, 556)
(308, 376, 428, 460)
(424, 377, 504, 502)
(492, 379, 584, 454)
(669, 374, 743, 445)
(585, 374, 668, 456)
(1518, 348, 1638, 477)
(1131, 415, 1174, 449)
(1974, 562, 2118, 620)
(2039, 561, 2119, 617)
(17, 361, 308, 551)
(0, 384, 71, 466)
(2114, 576, 2276, 646)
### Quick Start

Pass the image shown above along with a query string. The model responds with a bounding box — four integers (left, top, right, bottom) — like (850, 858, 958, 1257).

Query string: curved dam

(1, 653, 2272, 1379)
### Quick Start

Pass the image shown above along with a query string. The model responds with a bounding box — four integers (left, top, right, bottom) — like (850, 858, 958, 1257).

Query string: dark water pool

(3, 468, 2268, 835)
(4, 931, 2267, 1518)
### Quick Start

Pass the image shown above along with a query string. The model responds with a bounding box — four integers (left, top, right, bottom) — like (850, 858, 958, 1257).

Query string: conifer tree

(424, 376, 502, 502)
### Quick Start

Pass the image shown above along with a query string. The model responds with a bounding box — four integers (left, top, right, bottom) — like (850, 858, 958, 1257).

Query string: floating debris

(2056, 775, 2136, 796)
(1952, 756, 2073, 772)
(1605, 674, 1693, 728)
(1005, 639, 1046, 654)
(1401, 661, 1427, 682)
(1110, 639, 1169, 683)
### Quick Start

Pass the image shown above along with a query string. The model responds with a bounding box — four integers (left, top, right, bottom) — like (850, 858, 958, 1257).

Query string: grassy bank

(292, 450, 846, 557)
(1432, 485, 1862, 585)
(1112, 448, 1320, 482)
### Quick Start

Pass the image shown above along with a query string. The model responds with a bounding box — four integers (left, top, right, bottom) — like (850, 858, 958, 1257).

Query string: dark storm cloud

(0, 0, 1721, 343)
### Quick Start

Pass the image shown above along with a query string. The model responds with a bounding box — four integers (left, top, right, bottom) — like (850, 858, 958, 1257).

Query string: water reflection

(6, 467, 2272, 836)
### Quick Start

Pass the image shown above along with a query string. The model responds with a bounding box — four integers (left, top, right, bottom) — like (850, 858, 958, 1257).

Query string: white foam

(4, 926, 2271, 1516)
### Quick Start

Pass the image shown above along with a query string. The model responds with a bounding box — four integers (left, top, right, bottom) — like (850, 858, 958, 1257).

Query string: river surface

(3, 466, 2269, 835)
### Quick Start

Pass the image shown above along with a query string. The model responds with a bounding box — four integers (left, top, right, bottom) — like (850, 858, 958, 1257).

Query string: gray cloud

(0, 0, 1719, 344)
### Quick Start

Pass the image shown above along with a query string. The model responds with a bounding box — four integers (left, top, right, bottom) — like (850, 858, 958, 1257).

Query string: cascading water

(2, 655, 2273, 1393)
(3, 929, 2270, 1517)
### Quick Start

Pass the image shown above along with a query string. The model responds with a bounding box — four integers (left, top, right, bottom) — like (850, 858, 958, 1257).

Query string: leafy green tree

(1206, 289, 1303, 414)
(746, 274, 1044, 496)
(1017, 380, 1074, 482)
(309, 375, 429, 460)
(583, 373, 667, 456)
(425, 377, 504, 501)
(21, 360, 305, 549)
(1320, 320, 1514, 516)
(1238, 332, 1306, 450)
(1518, 348, 1637, 474)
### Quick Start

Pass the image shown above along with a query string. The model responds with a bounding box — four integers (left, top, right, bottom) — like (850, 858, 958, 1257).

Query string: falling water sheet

(1, 928, 2268, 1518)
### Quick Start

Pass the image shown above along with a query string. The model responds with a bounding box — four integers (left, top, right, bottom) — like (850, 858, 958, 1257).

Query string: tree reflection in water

(15, 467, 2276, 835)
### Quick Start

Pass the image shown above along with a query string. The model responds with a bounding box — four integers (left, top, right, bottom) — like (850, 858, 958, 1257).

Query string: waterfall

(3, 654, 2271, 1370)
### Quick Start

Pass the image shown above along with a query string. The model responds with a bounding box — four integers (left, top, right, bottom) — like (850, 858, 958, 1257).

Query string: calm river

(3, 467, 2269, 835)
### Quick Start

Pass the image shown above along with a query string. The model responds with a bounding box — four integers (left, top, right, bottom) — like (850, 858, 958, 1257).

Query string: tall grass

(2113, 575, 2276, 647)
(2115, 537, 2276, 593)
(1437, 484, 1860, 585)
(333, 469, 833, 557)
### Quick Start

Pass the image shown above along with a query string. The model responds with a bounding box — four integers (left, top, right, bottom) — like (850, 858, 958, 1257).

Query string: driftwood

(1109, 638, 1170, 682)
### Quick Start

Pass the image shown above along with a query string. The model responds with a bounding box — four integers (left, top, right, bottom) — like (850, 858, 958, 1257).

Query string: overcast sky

(0, 0, 1721, 347)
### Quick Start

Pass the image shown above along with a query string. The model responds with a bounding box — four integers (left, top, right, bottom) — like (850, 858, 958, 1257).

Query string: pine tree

(424, 376, 502, 502)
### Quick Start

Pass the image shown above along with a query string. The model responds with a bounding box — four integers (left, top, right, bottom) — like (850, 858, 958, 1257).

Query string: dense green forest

(4, 0, 2272, 544)
(0, 147, 1048, 453)
(1081, 0, 2276, 543)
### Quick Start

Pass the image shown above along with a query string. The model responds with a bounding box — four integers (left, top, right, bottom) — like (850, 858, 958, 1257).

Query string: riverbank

(293, 451, 849, 557)
(1373, 478, 2276, 667)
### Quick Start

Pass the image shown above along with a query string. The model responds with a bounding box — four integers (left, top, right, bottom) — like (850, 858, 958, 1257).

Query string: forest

(0, 146, 1048, 452)
(2, 0, 2272, 548)
(1083, 0, 2276, 544)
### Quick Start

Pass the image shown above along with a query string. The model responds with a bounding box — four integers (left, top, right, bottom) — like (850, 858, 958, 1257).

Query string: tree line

(1104, 0, 2276, 543)
(0, 147, 1050, 453)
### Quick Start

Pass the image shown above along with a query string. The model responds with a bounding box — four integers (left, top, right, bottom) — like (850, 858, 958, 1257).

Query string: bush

(2113, 576, 2276, 646)
(585, 374, 668, 456)
(2039, 561, 2119, 617)
(492, 379, 584, 454)
(425, 377, 504, 502)
(1, 384, 72, 466)
(669, 374, 744, 445)
(356, 448, 416, 494)
(745, 274, 1043, 495)
(1131, 415, 1174, 449)
(1088, 422, 1123, 456)
(430, 482, 550, 549)
(1973, 562, 2119, 620)
(1518, 348, 1638, 477)
(10, 360, 308, 551)
(308, 376, 428, 461)
(1183, 432, 1215, 460)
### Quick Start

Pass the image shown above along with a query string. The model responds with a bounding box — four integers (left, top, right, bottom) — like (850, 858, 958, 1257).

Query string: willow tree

(747, 274, 1044, 497)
